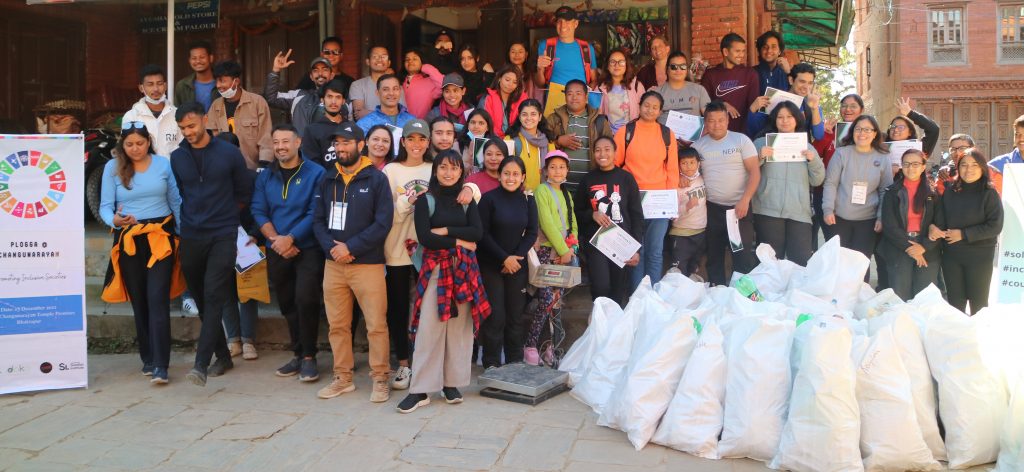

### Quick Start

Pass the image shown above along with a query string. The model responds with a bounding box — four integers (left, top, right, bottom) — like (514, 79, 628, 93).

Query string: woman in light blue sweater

(752, 101, 825, 266)
(99, 122, 182, 384)
(822, 115, 893, 276)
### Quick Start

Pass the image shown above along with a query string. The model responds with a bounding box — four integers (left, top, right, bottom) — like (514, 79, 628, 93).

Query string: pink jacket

(480, 88, 528, 139)
(598, 78, 645, 123)
(403, 63, 443, 119)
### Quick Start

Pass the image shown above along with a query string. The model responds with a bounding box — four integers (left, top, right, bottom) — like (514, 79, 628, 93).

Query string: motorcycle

(83, 127, 118, 225)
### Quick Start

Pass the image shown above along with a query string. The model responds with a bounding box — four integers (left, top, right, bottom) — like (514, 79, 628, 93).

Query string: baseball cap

(554, 6, 577, 20)
(310, 57, 331, 69)
(403, 119, 430, 138)
(544, 149, 570, 165)
(441, 73, 464, 89)
(435, 30, 453, 42)
(330, 122, 364, 141)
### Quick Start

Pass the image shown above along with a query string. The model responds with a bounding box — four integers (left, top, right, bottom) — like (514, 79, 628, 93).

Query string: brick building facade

(855, 0, 1024, 158)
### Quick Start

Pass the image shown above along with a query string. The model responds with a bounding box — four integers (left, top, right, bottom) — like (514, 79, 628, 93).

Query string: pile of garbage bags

(561, 237, 1024, 471)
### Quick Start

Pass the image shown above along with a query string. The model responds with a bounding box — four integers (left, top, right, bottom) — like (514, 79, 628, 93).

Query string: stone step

(84, 222, 593, 350)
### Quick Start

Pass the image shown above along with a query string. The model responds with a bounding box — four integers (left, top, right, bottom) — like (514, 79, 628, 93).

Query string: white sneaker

(391, 366, 411, 390)
(182, 296, 199, 316)
(228, 341, 242, 358)
(242, 343, 258, 360)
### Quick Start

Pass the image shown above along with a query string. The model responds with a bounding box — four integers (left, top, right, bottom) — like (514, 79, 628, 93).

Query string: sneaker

(186, 366, 207, 387)
(276, 357, 301, 377)
(242, 343, 258, 360)
(150, 367, 169, 384)
(208, 357, 234, 377)
(524, 347, 540, 366)
(370, 379, 391, 403)
(391, 366, 411, 390)
(442, 387, 463, 404)
(182, 296, 199, 316)
(141, 364, 155, 376)
(228, 342, 242, 358)
(317, 377, 355, 399)
(397, 393, 429, 413)
(298, 358, 319, 382)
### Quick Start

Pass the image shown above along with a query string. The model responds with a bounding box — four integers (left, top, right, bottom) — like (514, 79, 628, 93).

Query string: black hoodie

(170, 133, 253, 240)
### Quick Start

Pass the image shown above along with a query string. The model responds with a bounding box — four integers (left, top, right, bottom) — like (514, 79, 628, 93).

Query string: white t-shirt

(692, 131, 758, 206)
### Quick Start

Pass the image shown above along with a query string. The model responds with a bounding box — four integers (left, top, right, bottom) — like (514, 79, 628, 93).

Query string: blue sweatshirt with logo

(251, 158, 325, 250)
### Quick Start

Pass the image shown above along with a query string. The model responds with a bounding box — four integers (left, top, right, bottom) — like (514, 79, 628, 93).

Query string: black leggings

(753, 214, 813, 266)
(942, 245, 995, 314)
(385, 265, 415, 361)
(480, 264, 528, 367)
(118, 230, 174, 369)
(584, 244, 628, 306)
(830, 216, 878, 282)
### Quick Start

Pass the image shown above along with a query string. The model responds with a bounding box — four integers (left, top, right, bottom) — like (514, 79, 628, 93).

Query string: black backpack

(623, 120, 672, 162)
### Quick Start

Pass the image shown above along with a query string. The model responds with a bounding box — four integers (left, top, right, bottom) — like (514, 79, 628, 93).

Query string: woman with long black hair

(398, 149, 488, 413)
(478, 154, 538, 368)
(100, 122, 182, 384)
(931, 148, 1003, 314)
(505, 98, 556, 191)
(457, 44, 494, 105)
(477, 64, 528, 139)
(879, 149, 941, 300)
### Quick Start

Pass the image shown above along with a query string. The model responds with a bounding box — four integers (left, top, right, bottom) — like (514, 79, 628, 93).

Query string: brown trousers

(323, 261, 390, 381)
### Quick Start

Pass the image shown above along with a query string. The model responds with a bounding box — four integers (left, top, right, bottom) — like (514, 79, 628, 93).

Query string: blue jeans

(629, 218, 670, 291)
(223, 300, 258, 344)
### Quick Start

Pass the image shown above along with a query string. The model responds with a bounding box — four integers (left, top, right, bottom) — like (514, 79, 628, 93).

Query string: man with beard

(123, 64, 182, 157)
(297, 36, 355, 94)
(311, 122, 394, 402)
(264, 52, 340, 135)
(351, 45, 405, 121)
(171, 101, 253, 387)
(207, 61, 274, 170)
(300, 79, 350, 168)
(252, 124, 327, 382)
(174, 41, 220, 111)
(700, 33, 760, 134)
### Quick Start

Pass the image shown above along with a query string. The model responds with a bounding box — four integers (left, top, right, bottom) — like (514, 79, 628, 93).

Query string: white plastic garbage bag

(560, 297, 620, 387)
(923, 307, 1006, 469)
(789, 314, 853, 381)
(853, 288, 904, 320)
(798, 237, 870, 311)
(651, 323, 728, 459)
(598, 309, 702, 450)
(784, 288, 840, 317)
(856, 325, 941, 472)
(572, 278, 667, 413)
(770, 323, 862, 472)
(995, 378, 1024, 472)
(718, 316, 795, 462)
(867, 311, 946, 461)
(744, 243, 805, 300)
(655, 271, 707, 310)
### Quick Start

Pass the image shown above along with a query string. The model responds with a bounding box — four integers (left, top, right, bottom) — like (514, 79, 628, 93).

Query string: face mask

(144, 94, 167, 106)
(220, 85, 238, 99)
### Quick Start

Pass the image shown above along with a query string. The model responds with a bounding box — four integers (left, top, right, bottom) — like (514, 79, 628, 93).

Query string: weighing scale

(478, 363, 569, 406)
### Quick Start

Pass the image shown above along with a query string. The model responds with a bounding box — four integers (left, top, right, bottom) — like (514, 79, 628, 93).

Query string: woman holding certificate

(822, 115, 893, 279)
(574, 136, 644, 305)
(751, 101, 825, 266)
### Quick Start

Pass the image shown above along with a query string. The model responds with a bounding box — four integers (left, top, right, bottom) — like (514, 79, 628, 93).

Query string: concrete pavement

(0, 350, 995, 471)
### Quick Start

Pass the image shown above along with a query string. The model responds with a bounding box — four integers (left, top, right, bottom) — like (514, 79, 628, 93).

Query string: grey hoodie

(751, 137, 825, 223)
(822, 145, 893, 221)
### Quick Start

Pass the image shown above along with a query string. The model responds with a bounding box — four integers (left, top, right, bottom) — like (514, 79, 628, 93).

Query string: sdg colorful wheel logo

(0, 150, 66, 219)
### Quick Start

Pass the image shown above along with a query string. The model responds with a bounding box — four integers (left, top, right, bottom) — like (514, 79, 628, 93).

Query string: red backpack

(543, 37, 594, 84)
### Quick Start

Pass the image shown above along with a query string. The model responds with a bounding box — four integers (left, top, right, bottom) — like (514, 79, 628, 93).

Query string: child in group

(668, 147, 707, 276)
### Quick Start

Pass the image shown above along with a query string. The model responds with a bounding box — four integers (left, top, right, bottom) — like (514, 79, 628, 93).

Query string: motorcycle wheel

(85, 166, 108, 227)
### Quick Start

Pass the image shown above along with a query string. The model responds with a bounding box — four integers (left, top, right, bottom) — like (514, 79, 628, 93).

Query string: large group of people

(99, 5, 1019, 413)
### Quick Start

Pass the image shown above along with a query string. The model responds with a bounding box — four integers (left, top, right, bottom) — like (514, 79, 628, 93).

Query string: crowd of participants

(100, 5, 1019, 413)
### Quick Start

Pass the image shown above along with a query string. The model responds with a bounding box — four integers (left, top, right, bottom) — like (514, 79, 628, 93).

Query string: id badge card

(329, 202, 348, 231)
(851, 181, 868, 205)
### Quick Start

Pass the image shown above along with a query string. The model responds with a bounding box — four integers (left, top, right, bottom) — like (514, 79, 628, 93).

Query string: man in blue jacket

(170, 101, 254, 387)
(311, 122, 394, 403)
(251, 123, 326, 382)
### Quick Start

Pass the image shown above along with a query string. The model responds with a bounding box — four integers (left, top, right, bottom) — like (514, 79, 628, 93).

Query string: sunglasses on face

(668, 63, 688, 71)
(322, 49, 341, 56)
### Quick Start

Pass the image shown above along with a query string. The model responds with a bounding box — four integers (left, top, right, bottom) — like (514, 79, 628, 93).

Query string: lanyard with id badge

(328, 180, 349, 231)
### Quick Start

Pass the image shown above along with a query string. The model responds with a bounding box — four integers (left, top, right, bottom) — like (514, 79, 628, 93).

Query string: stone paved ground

(0, 350, 995, 471)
